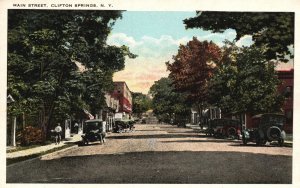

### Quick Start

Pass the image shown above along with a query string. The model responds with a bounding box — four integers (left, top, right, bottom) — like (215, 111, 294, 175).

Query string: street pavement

(6, 123, 293, 183)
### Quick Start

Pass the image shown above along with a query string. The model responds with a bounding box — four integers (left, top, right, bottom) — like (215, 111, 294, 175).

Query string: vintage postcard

(1, 0, 299, 187)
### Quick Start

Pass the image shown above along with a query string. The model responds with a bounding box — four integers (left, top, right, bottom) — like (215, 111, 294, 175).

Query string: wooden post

(11, 116, 16, 147)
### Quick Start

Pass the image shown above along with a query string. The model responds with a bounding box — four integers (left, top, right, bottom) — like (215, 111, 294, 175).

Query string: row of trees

(7, 10, 135, 143)
(131, 92, 152, 118)
(150, 12, 293, 124)
(151, 39, 284, 125)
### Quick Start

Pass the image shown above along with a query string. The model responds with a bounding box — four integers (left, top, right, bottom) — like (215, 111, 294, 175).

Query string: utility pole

(7, 94, 16, 147)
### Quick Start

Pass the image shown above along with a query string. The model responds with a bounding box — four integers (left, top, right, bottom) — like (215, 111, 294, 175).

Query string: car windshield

(210, 119, 240, 127)
(86, 122, 102, 131)
(261, 115, 285, 126)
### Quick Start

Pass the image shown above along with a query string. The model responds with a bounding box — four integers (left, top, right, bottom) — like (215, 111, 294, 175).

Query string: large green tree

(208, 43, 284, 115)
(166, 38, 221, 115)
(149, 77, 190, 125)
(132, 92, 152, 118)
(7, 10, 134, 141)
(184, 12, 294, 62)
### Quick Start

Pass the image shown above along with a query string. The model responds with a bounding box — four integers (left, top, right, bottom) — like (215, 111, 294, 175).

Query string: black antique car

(80, 119, 106, 145)
(242, 113, 286, 146)
(113, 119, 135, 133)
(206, 118, 241, 139)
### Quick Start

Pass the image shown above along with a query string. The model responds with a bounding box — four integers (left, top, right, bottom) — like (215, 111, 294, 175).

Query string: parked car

(80, 119, 106, 145)
(113, 119, 135, 133)
(207, 119, 241, 139)
(242, 113, 286, 146)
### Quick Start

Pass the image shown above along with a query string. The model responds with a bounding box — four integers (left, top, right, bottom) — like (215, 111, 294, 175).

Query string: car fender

(281, 130, 286, 139)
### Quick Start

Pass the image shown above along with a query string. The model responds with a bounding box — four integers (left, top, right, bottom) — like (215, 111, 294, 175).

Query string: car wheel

(227, 127, 236, 139)
(267, 126, 281, 141)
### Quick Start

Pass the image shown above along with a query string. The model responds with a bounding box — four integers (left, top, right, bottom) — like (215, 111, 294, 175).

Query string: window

(284, 86, 293, 98)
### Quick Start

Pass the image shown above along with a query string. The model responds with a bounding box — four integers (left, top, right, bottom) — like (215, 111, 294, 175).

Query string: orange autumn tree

(166, 37, 221, 115)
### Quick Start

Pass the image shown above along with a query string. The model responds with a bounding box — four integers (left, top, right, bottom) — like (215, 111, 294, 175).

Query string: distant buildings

(111, 81, 133, 114)
(277, 69, 293, 132)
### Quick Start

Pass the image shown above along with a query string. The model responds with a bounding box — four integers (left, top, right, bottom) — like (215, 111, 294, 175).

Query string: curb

(41, 144, 77, 158)
(6, 143, 78, 167)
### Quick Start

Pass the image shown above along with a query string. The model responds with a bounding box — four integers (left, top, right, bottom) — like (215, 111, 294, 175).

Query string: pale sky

(107, 11, 293, 94)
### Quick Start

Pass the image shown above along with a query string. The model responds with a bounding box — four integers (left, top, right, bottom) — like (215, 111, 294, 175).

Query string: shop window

(284, 86, 293, 98)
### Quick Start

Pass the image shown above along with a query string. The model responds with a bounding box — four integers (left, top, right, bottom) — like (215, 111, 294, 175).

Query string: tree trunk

(22, 112, 25, 130)
(40, 72, 64, 142)
(10, 116, 16, 147)
(197, 103, 202, 125)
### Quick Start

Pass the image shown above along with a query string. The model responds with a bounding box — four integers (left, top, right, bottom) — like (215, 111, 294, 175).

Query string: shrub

(21, 126, 43, 146)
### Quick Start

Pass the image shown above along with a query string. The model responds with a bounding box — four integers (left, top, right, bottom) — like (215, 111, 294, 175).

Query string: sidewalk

(6, 134, 82, 160)
(185, 123, 204, 131)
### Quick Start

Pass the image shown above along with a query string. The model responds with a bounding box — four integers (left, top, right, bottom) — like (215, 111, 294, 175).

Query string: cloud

(108, 33, 188, 93)
(236, 35, 253, 47)
(113, 57, 169, 94)
(107, 31, 240, 94)
(107, 33, 141, 47)
(108, 33, 190, 59)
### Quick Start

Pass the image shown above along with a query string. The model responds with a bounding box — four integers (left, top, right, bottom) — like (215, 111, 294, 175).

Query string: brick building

(244, 69, 294, 133)
(276, 69, 293, 133)
(111, 81, 133, 115)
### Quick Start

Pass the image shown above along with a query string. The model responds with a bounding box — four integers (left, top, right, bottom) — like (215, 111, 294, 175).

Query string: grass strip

(7, 145, 43, 153)
(7, 143, 75, 166)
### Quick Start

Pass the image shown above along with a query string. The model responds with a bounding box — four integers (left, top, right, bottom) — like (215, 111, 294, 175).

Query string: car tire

(227, 127, 236, 139)
(267, 126, 281, 141)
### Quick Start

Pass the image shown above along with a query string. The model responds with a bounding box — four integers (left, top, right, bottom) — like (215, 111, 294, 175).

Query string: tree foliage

(208, 43, 284, 115)
(7, 10, 134, 141)
(184, 11, 294, 62)
(166, 38, 221, 108)
(149, 77, 190, 124)
(132, 92, 152, 118)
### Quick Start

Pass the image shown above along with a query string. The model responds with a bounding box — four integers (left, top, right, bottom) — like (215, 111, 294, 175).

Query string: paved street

(7, 124, 292, 183)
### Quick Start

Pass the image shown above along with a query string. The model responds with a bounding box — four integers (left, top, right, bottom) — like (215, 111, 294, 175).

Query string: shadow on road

(7, 150, 292, 184)
(160, 139, 241, 144)
(228, 143, 291, 148)
(108, 133, 207, 140)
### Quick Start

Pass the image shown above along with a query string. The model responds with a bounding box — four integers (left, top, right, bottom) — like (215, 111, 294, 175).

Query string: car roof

(252, 113, 285, 118)
(212, 118, 240, 121)
(85, 119, 103, 123)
